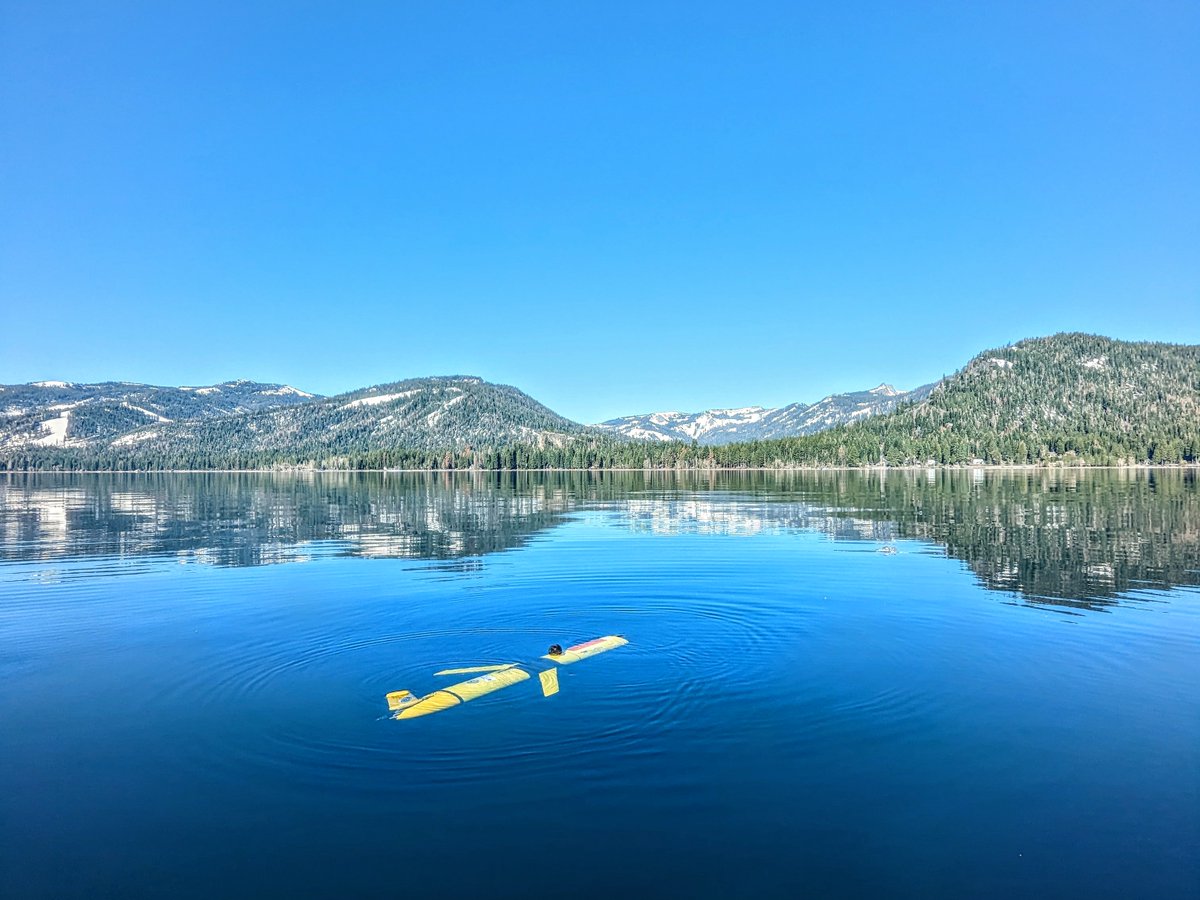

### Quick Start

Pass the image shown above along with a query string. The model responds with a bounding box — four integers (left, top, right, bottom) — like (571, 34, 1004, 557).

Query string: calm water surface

(1, 470, 1197, 898)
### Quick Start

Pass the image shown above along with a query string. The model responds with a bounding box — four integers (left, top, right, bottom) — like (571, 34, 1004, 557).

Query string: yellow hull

(386, 635, 627, 719)
(543, 635, 628, 664)
(388, 666, 531, 719)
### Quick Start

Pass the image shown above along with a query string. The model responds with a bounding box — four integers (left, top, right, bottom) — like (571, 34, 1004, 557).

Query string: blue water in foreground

(1, 471, 1197, 898)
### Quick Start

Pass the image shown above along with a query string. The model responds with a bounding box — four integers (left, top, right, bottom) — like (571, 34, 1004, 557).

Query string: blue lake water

(1, 470, 1197, 898)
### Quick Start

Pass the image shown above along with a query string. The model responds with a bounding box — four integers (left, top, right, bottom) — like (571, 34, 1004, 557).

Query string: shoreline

(1, 463, 1197, 476)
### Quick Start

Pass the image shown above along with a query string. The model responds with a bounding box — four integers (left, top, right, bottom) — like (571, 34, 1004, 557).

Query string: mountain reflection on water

(0, 469, 1195, 609)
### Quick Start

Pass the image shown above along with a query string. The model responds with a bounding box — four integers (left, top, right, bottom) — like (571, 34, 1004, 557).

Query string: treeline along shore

(3, 433, 1197, 473)
(2, 333, 1197, 471)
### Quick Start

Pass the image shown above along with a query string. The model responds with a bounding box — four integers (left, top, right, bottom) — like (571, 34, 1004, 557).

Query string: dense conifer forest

(2, 334, 1196, 471)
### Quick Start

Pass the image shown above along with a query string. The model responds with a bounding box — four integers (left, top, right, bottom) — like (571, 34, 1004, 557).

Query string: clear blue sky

(2, 2, 1196, 423)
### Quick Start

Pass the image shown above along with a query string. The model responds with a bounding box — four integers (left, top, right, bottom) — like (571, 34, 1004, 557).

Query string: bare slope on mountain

(107, 376, 584, 462)
(0, 380, 316, 449)
(598, 383, 937, 444)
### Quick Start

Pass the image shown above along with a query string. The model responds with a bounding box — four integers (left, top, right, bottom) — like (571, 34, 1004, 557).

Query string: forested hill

(0, 380, 317, 449)
(3, 376, 586, 469)
(676, 334, 1199, 467)
(1, 335, 1196, 471)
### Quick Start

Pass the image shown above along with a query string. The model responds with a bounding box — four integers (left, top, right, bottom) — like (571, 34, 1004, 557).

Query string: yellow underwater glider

(385, 635, 628, 720)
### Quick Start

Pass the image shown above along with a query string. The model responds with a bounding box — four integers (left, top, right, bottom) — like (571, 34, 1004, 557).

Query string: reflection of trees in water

(0, 472, 575, 568)
(974, 473, 1194, 606)
(608, 468, 1200, 609)
(820, 469, 1199, 609)
(616, 495, 900, 542)
(0, 469, 1196, 607)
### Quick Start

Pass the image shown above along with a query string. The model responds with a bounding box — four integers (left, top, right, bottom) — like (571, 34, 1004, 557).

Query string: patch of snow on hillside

(424, 393, 466, 426)
(868, 384, 898, 396)
(33, 380, 73, 388)
(715, 407, 767, 417)
(649, 412, 684, 426)
(621, 427, 675, 442)
(33, 414, 70, 446)
(344, 390, 418, 409)
(183, 386, 222, 395)
(259, 385, 314, 397)
(122, 402, 172, 423)
(113, 430, 157, 446)
(1083, 357, 1107, 370)
(681, 407, 768, 440)
(988, 358, 1013, 369)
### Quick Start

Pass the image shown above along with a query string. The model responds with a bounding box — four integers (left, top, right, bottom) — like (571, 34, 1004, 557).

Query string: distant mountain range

(1, 333, 1196, 469)
(0, 380, 316, 449)
(116, 375, 584, 458)
(596, 382, 937, 445)
(0, 374, 922, 456)
(0, 376, 582, 464)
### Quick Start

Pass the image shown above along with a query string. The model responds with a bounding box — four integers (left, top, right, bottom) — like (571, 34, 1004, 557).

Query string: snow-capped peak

(598, 381, 933, 445)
